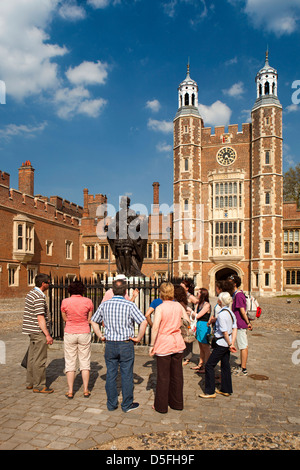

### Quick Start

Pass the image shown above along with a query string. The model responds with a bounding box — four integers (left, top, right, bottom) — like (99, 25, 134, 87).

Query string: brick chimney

(153, 182, 160, 204)
(83, 188, 90, 217)
(18, 161, 34, 196)
(152, 182, 160, 215)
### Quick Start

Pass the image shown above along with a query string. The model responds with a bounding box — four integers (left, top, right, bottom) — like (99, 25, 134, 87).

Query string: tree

(283, 164, 300, 204)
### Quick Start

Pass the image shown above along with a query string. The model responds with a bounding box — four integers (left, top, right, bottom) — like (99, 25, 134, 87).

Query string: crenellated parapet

(0, 183, 81, 227)
(202, 123, 251, 146)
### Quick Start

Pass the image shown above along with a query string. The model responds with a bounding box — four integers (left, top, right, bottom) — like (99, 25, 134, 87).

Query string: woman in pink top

(61, 281, 94, 399)
(149, 282, 186, 413)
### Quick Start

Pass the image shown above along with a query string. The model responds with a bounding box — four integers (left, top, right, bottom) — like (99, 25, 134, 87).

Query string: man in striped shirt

(91, 279, 147, 412)
(22, 273, 54, 393)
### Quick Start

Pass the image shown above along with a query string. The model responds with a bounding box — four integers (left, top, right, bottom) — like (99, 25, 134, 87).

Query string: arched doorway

(208, 264, 242, 298)
(215, 267, 237, 282)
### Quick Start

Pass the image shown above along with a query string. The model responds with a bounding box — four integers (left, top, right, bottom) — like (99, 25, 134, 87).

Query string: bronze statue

(105, 196, 147, 278)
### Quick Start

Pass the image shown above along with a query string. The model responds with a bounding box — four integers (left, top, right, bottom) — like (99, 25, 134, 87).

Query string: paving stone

(0, 318, 299, 450)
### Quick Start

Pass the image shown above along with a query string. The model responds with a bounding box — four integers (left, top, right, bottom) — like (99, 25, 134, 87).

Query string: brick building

(283, 202, 300, 291)
(173, 53, 299, 296)
(0, 161, 82, 299)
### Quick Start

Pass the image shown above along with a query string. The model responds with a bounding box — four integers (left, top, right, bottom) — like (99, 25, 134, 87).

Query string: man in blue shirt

(91, 279, 147, 412)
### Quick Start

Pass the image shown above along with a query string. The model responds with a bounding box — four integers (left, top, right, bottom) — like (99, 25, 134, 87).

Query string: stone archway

(208, 264, 243, 298)
(215, 267, 237, 282)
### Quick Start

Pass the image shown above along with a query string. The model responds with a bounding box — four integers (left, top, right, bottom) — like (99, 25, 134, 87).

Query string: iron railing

(48, 276, 175, 345)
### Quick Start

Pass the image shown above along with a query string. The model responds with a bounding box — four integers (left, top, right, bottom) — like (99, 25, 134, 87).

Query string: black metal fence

(48, 276, 168, 345)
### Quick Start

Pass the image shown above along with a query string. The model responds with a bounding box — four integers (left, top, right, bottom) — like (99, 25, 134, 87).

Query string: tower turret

(253, 50, 281, 111)
(175, 63, 200, 119)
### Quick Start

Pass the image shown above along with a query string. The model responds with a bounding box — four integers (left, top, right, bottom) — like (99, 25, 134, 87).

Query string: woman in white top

(199, 292, 237, 399)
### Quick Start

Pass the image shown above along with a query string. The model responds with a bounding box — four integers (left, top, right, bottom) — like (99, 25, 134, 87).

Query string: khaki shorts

(64, 332, 91, 372)
(236, 329, 248, 350)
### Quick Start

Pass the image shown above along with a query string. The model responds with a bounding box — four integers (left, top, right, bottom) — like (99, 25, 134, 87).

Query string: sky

(0, 0, 300, 213)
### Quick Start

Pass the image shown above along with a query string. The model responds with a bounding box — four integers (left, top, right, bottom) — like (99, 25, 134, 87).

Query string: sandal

(83, 391, 91, 398)
(183, 359, 190, 365)
(190, 364, 203, 370)
(65, 392, 73, 399)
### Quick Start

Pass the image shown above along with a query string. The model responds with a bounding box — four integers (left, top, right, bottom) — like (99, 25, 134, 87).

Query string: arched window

(185, 93, 189, 106)
(265, 81, 270, 95)
(191, 93, 195, 106)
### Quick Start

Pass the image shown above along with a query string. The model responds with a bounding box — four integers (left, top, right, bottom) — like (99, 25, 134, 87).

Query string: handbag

(181, 318, 196, 343)
(21, 348, 29, 369)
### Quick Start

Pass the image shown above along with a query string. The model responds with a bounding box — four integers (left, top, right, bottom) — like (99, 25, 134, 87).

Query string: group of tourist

(22, 272, 253, 413)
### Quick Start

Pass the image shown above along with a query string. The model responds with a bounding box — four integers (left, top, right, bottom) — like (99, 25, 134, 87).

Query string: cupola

(175, 63, 200, 118)
(253, 51, 281, 110)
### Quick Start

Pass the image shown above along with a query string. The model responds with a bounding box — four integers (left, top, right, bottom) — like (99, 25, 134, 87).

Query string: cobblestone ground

(0, 296, 299, 450)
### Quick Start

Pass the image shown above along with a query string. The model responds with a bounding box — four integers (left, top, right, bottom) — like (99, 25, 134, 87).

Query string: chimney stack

(83, 188, 90, 217)
(18, 161, 34, 196)
(152, 182, 160, 204)
(152, 182, 160, 215)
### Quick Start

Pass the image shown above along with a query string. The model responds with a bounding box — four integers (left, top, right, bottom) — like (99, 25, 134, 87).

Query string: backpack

(245, 294, 261, 320)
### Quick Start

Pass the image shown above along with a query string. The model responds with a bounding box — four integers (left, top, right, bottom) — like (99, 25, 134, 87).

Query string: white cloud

(77, 98, 107, 117)
(163, 0, 208, 22)
(230, 0, 300, 36)
(0, 122, 47, 142)
(225, 56, 238, 66)
(58, 1, 86, 21)
(66, 61, 109, 86)
(286, 104, 299, 113)
(148, 119, 173, 133)
(156, 141, 172, 152)
(0, 2, 110, 120)
(198, 101, 232, 127)
(223, 82, 245, 98)
(146, 99, 161, 113)
(87, 0, 121, 8)
(54, 86, 107, 119)
(0, 0, 68, 101)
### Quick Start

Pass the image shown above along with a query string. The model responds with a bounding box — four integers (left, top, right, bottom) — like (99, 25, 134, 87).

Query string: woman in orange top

(61, 281, 94, 399)
(149, 282, 188, 413)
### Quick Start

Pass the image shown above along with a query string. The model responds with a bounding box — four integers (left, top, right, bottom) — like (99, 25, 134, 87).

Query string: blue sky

(0, 0, 300, 212)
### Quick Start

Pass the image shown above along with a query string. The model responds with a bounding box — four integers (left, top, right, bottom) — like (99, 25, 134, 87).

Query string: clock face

(217, 147, 237, 166)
